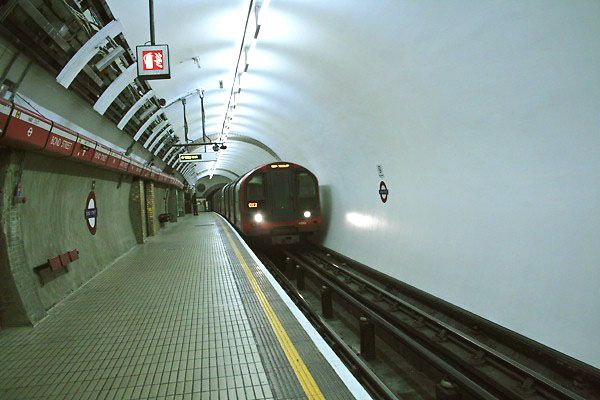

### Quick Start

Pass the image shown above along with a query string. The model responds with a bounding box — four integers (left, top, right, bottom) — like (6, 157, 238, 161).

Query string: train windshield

(297, 172, 317, 198)
(246, 174, 265, 200)
(271, 171, 292, 211)
(297, 171, 319, 215)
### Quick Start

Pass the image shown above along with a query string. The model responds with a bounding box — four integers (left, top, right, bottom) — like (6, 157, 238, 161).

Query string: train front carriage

(210, 162, 322, 244)
(241, 162, 322, 244)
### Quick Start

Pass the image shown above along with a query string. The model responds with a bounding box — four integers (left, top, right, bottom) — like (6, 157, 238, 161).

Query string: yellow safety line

(219, 220, 325, 399)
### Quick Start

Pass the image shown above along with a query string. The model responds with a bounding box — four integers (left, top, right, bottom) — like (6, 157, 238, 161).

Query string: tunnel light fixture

(233, 73, 241, 94)
(209, 151, 220, 179)
(218, 0, 269, 149)
(256, 0, 271, 32)
(247, 6, 258, 42)
(243, 39, 257, 72)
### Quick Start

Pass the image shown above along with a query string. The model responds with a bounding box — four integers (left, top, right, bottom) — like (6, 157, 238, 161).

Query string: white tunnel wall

(231, 1, 600, 367)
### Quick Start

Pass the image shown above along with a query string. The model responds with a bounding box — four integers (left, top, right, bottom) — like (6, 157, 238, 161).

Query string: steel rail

(283, 251, 501, 400)
(310, 246, 600, 392)
(292, 249, 588, 400)
(257, 254, 400, 400)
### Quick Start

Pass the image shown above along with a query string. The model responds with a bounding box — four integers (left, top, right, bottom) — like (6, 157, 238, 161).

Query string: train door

(268, 169, 296, 221)
(224, 185, 230, 219)
(228, 184, 234, 223)
(234, 179, 242, 228)
(296, 171, 320, 216)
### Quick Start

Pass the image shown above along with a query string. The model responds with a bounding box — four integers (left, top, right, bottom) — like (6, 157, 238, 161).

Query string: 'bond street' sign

(136, 44, 171, 80)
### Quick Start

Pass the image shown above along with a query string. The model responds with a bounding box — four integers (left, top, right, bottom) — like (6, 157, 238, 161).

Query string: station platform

(0, 213, 369, 400)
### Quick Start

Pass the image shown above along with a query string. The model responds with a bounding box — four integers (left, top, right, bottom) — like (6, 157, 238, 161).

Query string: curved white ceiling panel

(133, 110, 164, 141)
(57, 20, 124, 88)
(197, 169, 239, 181)
(93, 64, 137, 114)
(118, 91, 154, 129)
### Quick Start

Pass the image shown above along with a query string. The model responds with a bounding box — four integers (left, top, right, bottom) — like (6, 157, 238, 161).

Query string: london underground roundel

(379, 181, 389, 203)
(84, 191, 98, 235)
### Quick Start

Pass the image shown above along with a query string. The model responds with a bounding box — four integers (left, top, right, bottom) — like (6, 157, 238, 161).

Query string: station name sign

(136, 44, 171, 80)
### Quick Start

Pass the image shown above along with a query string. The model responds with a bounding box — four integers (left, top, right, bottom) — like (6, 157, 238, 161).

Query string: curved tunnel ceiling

(182, 139, 277, 178)
(197, 169, 239, 181)
(104, 0, 600, 368)
(106, 0, 379, 182)
(106, 0, 391, 181)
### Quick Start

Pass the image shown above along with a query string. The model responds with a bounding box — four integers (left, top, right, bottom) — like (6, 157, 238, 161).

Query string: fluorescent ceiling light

(244, 39, 257, 72)
(257, 0, 271, 27)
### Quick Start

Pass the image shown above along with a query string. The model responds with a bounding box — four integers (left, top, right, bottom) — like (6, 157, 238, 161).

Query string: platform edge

(215, 213, 373, 400)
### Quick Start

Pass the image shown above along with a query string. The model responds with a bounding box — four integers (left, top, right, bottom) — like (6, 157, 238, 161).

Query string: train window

(297, 172, 317, 198)
(246, 174, 265, 199)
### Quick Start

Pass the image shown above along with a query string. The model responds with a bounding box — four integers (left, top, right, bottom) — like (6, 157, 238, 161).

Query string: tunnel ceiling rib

(56, 20, 124, 88)
(118, 91, 154, 129)
(202, 182, 230, 198)
(143, 121, 170, 148)
(134, 110, 163, 141)
(173, 139, 276, 179)
(205, 133, 280, 160)
(197, 169, 239, 181)
(93, 64, 138, 114)
(150, 129, 174, 154)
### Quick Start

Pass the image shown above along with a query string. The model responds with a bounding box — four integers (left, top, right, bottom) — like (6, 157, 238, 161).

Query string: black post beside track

(256, 254, 401, 400)
(281, 250, 501, 400)
(281, 247, 598, 400)
(309, 245, 600, 394)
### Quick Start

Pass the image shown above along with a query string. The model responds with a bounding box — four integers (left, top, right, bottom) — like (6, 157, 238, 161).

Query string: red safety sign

(142, 50, 164, 70)
(136, 44, 171, 80)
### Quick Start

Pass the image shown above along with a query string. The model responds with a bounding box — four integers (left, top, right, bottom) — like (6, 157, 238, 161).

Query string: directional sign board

(178, 153, 218, 163)
(136, 44, 171, 80)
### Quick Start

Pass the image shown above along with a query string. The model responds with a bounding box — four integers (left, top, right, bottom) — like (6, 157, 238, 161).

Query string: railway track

(255, 244, 600, 400)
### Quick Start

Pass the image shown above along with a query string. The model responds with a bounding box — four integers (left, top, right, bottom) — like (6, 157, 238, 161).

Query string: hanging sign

(136, 44, 171, 80)
(379, 181, 389, 203)
(178, 153, 202, 163)
(84, 191, 98, 235)
(178, 152, 217, 163)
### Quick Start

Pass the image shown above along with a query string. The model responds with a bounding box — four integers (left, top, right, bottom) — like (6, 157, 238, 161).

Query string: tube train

(211, 162, 322, 244)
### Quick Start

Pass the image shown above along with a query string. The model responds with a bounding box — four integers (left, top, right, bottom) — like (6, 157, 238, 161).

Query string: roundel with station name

(84, 191, 98, 235)
(379, 181, 389, 203)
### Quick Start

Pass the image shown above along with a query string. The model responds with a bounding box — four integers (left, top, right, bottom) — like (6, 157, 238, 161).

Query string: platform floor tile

(0, 215, 272, 400)
(215, 217, 355, 400)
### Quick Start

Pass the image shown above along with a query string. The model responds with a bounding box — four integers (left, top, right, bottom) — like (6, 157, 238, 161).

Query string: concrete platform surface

(0, 213, 362, 400)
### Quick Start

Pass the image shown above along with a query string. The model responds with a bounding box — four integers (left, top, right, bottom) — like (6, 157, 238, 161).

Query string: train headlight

(254, 213, 263, 223)
(303, 210, 311, 218)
